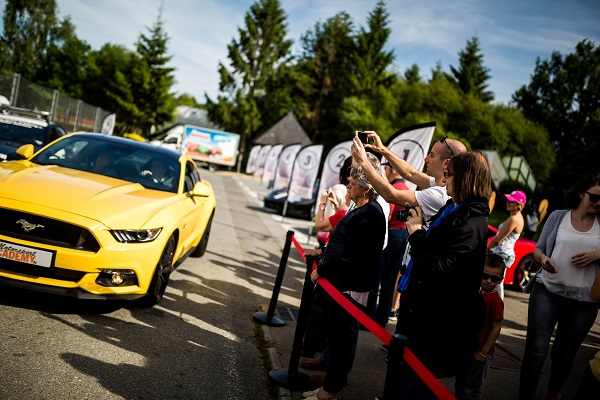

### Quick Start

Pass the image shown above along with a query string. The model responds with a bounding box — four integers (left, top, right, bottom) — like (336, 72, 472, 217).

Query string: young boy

(455, 254, 506, 400)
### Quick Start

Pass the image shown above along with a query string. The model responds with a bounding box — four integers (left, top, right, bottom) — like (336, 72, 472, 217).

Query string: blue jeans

(367, 228, 408, 327)
(455, 354, 493, 400)
(519, 282, 598, 400)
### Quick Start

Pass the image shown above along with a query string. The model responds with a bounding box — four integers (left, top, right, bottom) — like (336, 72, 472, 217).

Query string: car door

(177, 161, 212, 254)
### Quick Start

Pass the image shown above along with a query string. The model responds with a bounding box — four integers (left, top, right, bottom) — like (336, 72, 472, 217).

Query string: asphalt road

(0, 168, 301, 400)
(0, 169, 598, 400)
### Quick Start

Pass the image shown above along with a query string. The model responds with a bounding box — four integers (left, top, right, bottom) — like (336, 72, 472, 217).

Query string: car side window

(184, 161, 200, 192)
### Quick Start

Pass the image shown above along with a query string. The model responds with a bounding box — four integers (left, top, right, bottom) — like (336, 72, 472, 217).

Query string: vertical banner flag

(272, 143, 302, 191)
(245, 145, 262, 174)
(384, 122, 436, 191)
(261, 144, 283, 187)
(287, 144, 324, 203)
(253, 145, 272, 177)
(318, 140, 352, 196)
(101, 113, 116, 135)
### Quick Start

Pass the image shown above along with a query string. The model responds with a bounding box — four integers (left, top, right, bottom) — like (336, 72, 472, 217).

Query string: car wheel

(513, 254, 537, 291)
(208, 163, 218, 173)
(138, 235, 176, 307)
(190, 214, 213, 258)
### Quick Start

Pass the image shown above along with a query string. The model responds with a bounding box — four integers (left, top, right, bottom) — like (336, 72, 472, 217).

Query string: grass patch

(254, 323, 279, 399)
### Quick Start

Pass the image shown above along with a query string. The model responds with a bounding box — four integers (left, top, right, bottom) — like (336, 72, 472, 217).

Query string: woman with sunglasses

(394, 152, 492, 399)
(519, 172, 600, 400)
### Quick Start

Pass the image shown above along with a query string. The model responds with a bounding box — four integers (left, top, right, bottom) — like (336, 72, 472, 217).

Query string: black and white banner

(101, 113, 116, 135)
(318, 140, 352, 196)
(253, 145, 272, 177)
(287, 144, 324, 203)
(245, 145, 262, 174)
(383, 122, 436, 191)
(272, 143, 302, 191)
(261, 144, 283, 187)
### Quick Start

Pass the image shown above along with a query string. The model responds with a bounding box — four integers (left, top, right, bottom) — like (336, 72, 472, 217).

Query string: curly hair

(350, 167, 379, 202)
(564, 172, 600, 209)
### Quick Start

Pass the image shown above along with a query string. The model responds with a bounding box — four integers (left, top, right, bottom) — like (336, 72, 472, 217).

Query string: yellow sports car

(0, 133, 216, 306)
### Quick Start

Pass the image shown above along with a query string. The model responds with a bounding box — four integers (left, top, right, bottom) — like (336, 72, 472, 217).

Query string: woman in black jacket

(305, 164, 386, 400)
(397, 151, 493, 399)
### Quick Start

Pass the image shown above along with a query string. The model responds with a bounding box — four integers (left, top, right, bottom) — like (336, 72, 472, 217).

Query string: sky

(3, 0, 599, 105)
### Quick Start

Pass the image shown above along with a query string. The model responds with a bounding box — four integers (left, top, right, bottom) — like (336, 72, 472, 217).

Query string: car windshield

(0, 116, 47, 146)
(32, 135, 181, 193)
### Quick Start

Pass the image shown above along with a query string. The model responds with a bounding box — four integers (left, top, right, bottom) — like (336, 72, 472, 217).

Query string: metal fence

(0, 72, 112, 133)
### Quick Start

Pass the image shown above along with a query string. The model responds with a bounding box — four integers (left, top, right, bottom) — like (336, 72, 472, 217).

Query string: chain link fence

(0, 72, 112, 133)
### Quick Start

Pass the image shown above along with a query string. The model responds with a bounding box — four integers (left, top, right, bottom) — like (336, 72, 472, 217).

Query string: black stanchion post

(269, 255, 318, 390)
(381, 333, 408, 400)
(253, 230, 294, 327)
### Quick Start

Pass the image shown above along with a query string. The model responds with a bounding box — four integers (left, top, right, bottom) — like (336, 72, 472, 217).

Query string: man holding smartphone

(351, 131, 466, 224)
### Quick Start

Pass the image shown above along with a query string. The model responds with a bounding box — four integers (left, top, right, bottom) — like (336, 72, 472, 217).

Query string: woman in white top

(519, 173, 600, 400)
(488, 190, 526, 299)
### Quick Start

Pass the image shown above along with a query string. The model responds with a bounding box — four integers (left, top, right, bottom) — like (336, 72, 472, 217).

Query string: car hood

(0, 162, 177, 228)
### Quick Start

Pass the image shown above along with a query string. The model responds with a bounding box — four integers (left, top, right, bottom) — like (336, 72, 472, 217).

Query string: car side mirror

(186, 181, 211, 199)
(16, 144, 34, 159)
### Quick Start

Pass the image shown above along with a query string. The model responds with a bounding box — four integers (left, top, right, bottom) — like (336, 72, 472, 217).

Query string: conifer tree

(448, 36, 494, 102)
(206, 0, 293, 157)
(132, 8, 176, 135)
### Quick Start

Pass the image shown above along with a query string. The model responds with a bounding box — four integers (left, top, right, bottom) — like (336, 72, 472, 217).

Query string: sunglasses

(482, 272, 502, 283)
(439, 135, 455, 158)
(443, 171, 454, 178)
(586, 191, 600, 204)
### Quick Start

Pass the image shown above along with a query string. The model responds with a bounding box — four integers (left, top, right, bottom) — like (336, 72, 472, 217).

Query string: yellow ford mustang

(0, 133, 216, 306)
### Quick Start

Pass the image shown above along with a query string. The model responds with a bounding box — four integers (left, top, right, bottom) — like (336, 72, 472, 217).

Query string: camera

(356, 131, 368, 144)
(396, 206, 417, 222)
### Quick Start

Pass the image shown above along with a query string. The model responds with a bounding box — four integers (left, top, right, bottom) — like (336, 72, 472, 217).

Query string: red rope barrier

(291, 235, 305, 261)
(292, 235, 455, 400)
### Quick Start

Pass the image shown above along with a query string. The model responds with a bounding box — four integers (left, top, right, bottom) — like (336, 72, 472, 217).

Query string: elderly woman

(303, 165, 386, 400)
(396, 151, 493, 399)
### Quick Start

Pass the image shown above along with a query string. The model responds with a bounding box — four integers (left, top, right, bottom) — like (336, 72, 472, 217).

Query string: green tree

(404, 64, 422, 84)
(206, 0, 294, 157)
(429, 61, 446, 83)
(174, 93, 202, 108)
(295, 11, 355, 146)
(351, 1, 395, 96)
(0, 0, 61, 78)
(132, 9, 176, 136)
(448, 36, 494, 102)
(35, 17, 91, 98)
(84, 44, 136, 113)
(513, 39, 600, 195)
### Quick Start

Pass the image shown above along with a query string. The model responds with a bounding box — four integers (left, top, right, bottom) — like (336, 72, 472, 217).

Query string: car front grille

(0, 259, 85, 282)
(0, 207, 101, 252)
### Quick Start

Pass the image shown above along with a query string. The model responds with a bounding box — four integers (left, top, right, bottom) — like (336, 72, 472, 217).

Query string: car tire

(138, 235, 176, 307)
(190, 214, 213, 258)
(208, 163, 218, 173)
(513, 254, 537, 291)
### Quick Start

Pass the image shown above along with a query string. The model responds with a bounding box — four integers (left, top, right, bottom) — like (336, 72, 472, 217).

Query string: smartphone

(356, 131, 368, 144)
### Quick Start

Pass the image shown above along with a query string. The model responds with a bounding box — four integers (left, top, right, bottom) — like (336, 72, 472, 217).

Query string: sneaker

(388, 310, 398, 321)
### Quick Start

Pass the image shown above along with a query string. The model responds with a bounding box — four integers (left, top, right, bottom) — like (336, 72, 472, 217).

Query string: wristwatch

(319, 203, 326, 211)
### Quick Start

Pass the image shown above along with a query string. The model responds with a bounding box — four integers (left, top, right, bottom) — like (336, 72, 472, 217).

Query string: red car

(487, 225, 538, 290)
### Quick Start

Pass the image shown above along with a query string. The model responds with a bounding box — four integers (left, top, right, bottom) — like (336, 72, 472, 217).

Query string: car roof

(72, 132, 182, 161)
(0, 113, 48, 128)
(0, 105, 50, 122)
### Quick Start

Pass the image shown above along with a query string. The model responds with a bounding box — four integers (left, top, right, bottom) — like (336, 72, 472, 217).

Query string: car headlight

(110, 228, 162, 243)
